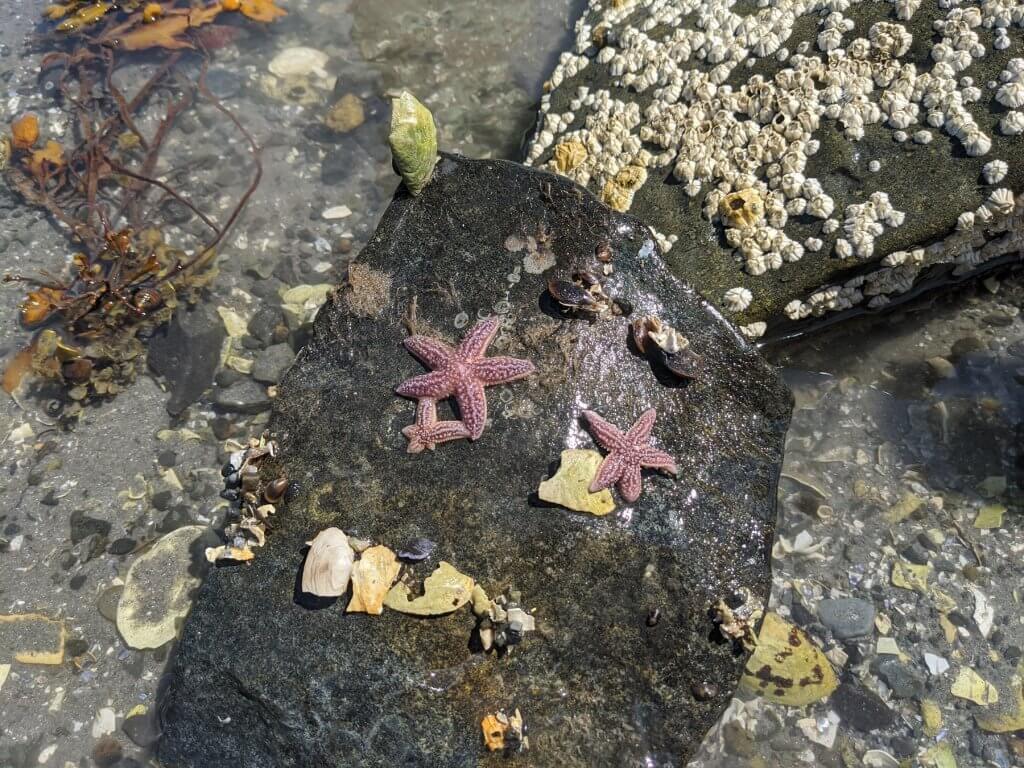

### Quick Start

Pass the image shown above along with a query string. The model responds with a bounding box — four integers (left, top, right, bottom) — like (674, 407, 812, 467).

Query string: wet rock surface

(158, 154, 792, 766)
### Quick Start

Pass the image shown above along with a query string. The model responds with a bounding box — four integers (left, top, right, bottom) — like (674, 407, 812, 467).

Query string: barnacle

(388, 90, 437, 197)
(719, 189, 764, 230)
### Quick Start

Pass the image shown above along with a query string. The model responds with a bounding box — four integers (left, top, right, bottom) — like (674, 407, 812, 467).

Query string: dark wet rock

(251, 343, 296, 384)
(151, 490, 174, 511)
(157, 508, 193, 534)
(157, 451, 177, 468)
(108, 537, 137, 555)
(70, 509, 111, 545)
(123, 709, 162, 748)
(212, 379, 271, 414)
(248, 306, 284, 345)
(831, 676, 897, 732)
(817, 597, 875, 640)
(92, 736, 123, 767)
(891, 736, 917, 758)
(158, 154, 792, 767)
(69, 573, 87, 590)
(874, 657, 924, 699)
(148, 304, 226, 416)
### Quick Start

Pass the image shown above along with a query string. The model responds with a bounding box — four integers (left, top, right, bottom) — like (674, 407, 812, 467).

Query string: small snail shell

(301, 527, 354, 597)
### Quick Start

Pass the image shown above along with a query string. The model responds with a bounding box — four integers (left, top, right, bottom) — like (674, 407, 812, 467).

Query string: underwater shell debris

(388, 90, 438, 197)
(301, 528, 355, 598)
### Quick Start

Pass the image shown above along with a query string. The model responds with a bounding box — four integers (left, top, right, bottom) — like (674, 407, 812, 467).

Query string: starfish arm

(415, 398, 437, 425)
(401, 425, 427, 454)
(472, 356, 536, 385)
(618, 465, 644, 503)
(457, 316, 500, 359)
(582, 410, 626, 451)
(626, 408, 658, 444)
(589, 452, 625, 493)
(425, 420, 473, 445)
(454, 377, 488, 440)
(395, 371, 452, 399)
(640, 447, 677, 476)
(403, 335, 455, 370)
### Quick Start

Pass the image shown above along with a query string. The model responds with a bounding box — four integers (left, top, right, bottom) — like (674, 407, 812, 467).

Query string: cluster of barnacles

(206, 434, 290, 564)
(711, 588, 765, 652)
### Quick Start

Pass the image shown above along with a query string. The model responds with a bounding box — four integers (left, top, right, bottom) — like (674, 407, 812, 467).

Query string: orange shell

(480, 715, 507, 752)
(143, 2, 163, 21)
(11, 114, 39, 151)
(222, 0, 240, 9)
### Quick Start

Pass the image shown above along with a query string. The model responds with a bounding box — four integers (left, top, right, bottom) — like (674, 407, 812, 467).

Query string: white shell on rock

(301, 528, 355, 597)
(268, 47, 329, 79)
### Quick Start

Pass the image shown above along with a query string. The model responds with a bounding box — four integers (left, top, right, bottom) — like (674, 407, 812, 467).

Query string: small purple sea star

(401, 399, 472, 454)
(582, 408, 677, 503)
(395, 316, 535, 440)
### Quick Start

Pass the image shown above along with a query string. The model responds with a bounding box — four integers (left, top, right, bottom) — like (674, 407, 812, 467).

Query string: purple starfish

(401, 399, 472, 454)
(395, 316, 535, 440)
(582, 408, 677, 503)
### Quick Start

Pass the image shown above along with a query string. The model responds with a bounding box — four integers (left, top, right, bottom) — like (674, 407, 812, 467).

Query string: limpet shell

(389, 90, 437, 197)
(301, 528, 354, 598)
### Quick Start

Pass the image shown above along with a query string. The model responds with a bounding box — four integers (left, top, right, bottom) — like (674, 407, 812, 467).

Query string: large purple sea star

(401, 399, 472, 453)
(582, 408, 677, 503)
(395, 316, 535, 440)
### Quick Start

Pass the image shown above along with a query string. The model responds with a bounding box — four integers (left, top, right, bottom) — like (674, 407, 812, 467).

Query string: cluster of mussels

(206, 435, 289, 564)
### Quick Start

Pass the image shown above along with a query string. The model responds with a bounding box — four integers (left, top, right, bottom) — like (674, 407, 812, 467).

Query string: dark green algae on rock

(157, 154, 792, 767)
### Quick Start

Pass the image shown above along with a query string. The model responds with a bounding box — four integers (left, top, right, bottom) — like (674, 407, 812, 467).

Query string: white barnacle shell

(301, 527, 355, 597)
(997, 82, 1024, 109)
(1000, 111, 1024, 135)
(913, 130, 933, 144)
(963, 130, 991, 157)
(975, 204, 994, 223)
(982, 159, 1008, 184)
(882, 250, 907, 266)
(835, 238, 854, 259)
(822, 218, 839, 234)
(723, 286, 753, 312)
(988, 187, 1015, 215)
(739, 322, 767, 340)
(956, 211, 975, 230)
(784, 300, 808, 320)
(804, 237, 823, 252)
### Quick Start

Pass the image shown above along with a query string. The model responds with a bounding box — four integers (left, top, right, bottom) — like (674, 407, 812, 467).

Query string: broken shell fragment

(537, 449, 615, 515)
(301, 528, 355, 598)
(384, 561, 474, 616)
(481, 714, 507, 752)
(347, 545, 401, 615)
(388, 90, 437, 197)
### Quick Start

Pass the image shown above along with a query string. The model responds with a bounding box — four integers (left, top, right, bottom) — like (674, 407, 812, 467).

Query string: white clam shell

(302, 528, 355, 597)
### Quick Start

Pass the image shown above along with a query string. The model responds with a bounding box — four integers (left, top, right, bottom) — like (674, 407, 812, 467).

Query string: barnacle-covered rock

(528, 0, 1024, 339)
(159, 154, 791, 767)
(388, 90, 437, 196)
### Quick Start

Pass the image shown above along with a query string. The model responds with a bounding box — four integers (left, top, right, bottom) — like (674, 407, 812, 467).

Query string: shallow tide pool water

(0, 0, 1022, 766)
